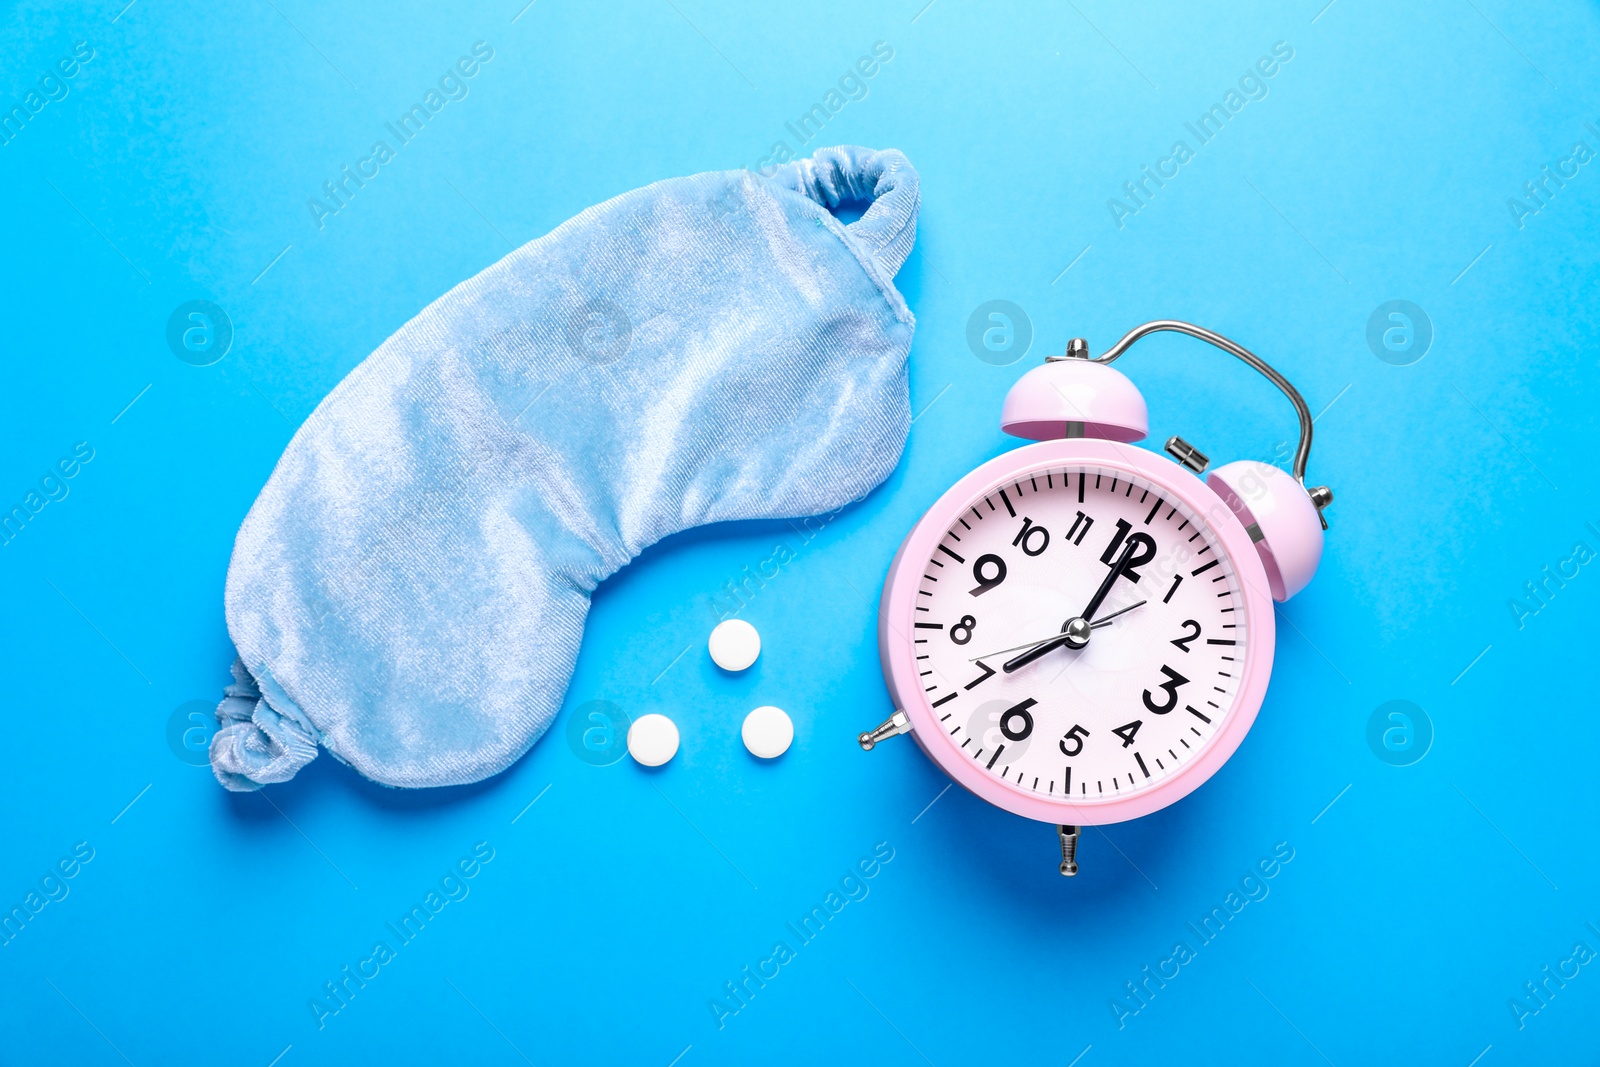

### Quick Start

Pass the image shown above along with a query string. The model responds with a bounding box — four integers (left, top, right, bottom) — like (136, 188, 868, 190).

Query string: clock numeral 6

(1058, 723, 1090, 757)
(949, 615, 976, 645)
(1000, 698, 1036, 741)
(969, 553, 1008, 596)
(1142, 665, 1189, 714)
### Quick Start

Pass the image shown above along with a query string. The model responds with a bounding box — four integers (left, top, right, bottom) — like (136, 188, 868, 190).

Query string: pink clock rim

(879, 438, 1277, 826)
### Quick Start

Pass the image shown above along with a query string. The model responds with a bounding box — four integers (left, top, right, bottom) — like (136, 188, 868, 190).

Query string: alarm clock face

(888, 442, 1275, 825)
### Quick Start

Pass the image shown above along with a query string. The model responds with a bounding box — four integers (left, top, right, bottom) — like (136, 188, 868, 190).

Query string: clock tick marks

(909, 463, 1247, 809)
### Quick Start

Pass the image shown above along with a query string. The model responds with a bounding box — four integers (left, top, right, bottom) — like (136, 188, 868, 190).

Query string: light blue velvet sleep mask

(212, 145, 920, 790)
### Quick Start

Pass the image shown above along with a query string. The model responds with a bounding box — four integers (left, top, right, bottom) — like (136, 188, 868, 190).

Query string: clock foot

(1057, 825, 1081, 877)
(858, 710, 911, 751)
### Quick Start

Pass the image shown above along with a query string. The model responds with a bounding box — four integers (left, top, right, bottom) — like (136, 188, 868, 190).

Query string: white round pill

(627, 714, 680, 767)
(708, 619, 761, 672)
(741, 706, 793, 759)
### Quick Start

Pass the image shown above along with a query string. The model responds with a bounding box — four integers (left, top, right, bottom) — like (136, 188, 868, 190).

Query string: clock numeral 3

(1142, 665, 1189, 714)
(1058, 722, 1090, 756)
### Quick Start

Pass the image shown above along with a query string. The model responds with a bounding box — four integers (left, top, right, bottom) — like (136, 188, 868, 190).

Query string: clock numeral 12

(1100, 518, 1157, 581)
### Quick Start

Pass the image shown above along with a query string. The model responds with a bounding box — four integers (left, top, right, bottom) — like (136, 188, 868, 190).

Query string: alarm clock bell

(996, 327, 1329, 603)
(858, 319, 1334, 879)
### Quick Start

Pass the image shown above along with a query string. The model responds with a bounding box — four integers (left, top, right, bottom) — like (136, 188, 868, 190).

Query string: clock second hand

(968, 600, 1147, 662)
(1002, 540, 1140, 673)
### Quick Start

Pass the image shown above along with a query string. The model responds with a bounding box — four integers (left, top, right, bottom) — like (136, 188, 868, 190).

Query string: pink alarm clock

(860, 321, 1333, 876)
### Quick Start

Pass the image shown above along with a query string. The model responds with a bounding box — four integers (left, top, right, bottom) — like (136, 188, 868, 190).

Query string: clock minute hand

(1002, 541, 1140, 674)
(1080, 537, 1139, 623)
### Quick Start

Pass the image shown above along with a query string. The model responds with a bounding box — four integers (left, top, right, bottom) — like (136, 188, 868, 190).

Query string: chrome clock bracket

(1062, 320, 1334, 529)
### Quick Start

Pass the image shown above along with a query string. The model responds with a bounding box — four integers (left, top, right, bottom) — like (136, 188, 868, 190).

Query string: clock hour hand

(1002, 541, 1140, 674)
(970, 601, 1146, 662)
(1001, 621, 1088, 673)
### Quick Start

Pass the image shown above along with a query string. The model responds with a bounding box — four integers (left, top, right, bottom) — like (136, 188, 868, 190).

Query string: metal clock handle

(1052, 320, 1334, 528)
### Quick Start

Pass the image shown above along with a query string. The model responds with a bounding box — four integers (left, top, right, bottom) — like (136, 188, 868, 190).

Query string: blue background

(1, 0, 1596, 1063)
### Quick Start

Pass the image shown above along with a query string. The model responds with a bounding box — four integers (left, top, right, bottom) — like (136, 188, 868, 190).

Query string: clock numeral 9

(1058, 723, 1090, 757)
(1143, 665, 1189, 714)
(969, 554, 1008, 596)
(1000, 698, 1036, 741)
(949, 615, 976, 645)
